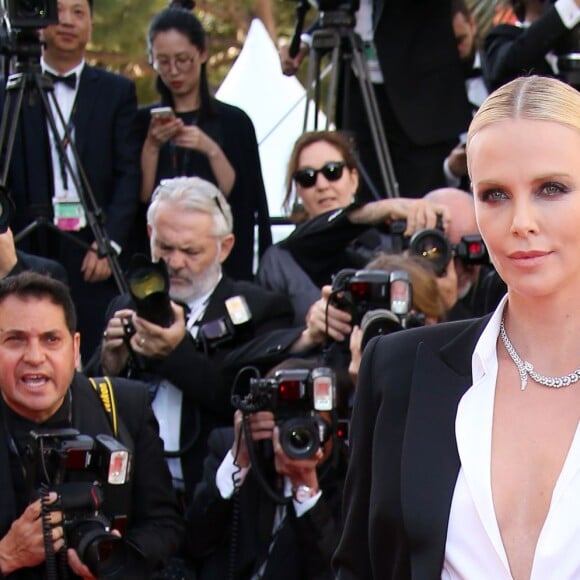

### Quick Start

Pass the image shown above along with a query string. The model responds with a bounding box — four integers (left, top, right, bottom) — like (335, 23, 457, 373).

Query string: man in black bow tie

(0, 0, 141, 364)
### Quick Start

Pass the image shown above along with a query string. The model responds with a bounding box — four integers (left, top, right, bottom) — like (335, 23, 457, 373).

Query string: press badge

(53, 200, 86, 231)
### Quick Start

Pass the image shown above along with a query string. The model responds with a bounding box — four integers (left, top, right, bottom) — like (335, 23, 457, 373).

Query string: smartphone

(150, 106, 175, 124)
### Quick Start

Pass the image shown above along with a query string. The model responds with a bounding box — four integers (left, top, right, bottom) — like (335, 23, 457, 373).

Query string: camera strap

(88, 376, 118, 438)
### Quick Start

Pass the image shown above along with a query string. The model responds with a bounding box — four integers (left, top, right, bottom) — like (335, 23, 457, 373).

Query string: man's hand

(0, 228, 18, 279)
(67, 549, 97, 580)
(101, 308, 135, 375)
(130, 301, 187, 359)
(0, 495, 63, 575)
(232, 409, 275, 468)
(348, 324, 363, 386)
(81, 242, 112, 283)
(447, 144, 468, 178)
(67, 530, 120, 580)
(349, 198, 451, 237)
(279, 43, 308, 76)
(304, 285, 353, 345)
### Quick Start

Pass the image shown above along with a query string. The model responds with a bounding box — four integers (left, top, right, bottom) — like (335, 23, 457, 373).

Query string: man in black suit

(93, 177, 302, 498)
(0, 272, 184, 579)
(0, 0, 141, 362)
(483, 0, 580, 92)
(281, 0, 472, 199)
(188, 408, 347, 580)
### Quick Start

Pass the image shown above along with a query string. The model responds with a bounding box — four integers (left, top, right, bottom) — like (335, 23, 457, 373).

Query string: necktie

(46, 71, 77, 90)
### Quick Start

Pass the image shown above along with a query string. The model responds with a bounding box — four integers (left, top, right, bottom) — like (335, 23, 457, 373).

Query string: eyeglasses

(293, 161, 347, 188)
(152, 54, 196, 74)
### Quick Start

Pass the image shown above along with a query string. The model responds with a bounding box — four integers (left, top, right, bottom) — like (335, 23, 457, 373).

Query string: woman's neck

(172, 92, 201, 113)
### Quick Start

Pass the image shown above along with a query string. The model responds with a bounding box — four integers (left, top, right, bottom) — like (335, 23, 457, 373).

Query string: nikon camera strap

(88, 376, 119, 438)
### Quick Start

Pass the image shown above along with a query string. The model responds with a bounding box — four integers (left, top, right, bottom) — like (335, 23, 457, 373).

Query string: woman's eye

(541, 182, 567, 196)
(479, 189, 507, 202)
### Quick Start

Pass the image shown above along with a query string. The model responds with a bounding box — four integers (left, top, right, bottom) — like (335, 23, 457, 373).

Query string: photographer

(92, 177, 300, 498)
(187, 359, 348, 579)
(423, 188, 506, 321)
(302, 253, 446, 386)
(483, 0, 580, 91)
(0, 272, 183, 579)
(256, 130, 450, 327)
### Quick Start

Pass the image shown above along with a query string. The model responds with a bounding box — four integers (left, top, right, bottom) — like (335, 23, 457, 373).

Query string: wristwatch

(293, 484, 319, 503)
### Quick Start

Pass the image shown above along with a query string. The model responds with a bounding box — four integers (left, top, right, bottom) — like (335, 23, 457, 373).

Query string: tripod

(0, 39, 128, 293)
(302, 10, 399, 199)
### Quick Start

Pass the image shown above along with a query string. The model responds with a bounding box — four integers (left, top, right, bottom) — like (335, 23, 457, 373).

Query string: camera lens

(68, 521, 127, 578)
(278, 417, 320, 460)
(360, 309, 402, 350)
(408, 228, 452, 276)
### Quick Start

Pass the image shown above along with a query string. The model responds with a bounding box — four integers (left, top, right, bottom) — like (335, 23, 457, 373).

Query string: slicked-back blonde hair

(467, 75, 580, 175)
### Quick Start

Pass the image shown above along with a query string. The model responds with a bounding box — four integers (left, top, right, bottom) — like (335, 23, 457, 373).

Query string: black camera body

(407, 226, 489, 276)
(234, 368, 335, 460)
(2, 0, 58, 29)
(26, 428, 133, 578)
(331, 268, 412, 325)
(331, 267, 427, 348)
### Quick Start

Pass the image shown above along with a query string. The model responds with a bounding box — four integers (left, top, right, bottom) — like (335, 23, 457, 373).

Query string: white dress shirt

(41, 57, 85, 205)
(442, 296, 580, 579)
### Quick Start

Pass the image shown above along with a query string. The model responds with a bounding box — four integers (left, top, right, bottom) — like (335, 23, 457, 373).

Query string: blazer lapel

(71, 66, 99, 159)
(401, 317, 489, 578)
(201, 277, 232, 324)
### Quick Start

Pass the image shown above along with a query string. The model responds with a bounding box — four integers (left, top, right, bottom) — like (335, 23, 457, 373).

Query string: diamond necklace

(499, 317, 580, 391)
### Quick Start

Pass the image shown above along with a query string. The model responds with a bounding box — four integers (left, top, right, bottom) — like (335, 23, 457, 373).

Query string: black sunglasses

(293, 161, 347, 188)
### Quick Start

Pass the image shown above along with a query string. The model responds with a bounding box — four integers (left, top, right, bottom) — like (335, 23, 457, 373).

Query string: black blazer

(372, 0, 472, 146)
(9, 250, 68, 285)
(333, 315, 491, 579)
(483, 7, 569, 91)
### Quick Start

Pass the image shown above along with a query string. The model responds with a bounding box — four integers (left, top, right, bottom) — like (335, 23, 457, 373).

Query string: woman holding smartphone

(136, 1, 272, 281)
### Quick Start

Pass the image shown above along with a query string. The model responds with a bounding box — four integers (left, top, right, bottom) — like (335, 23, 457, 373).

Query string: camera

(1, 0, 58, 29)
(232, 368, 335, 460)
(331, 267, 412, 324)
(197, 294, 253, 349)
(25, 428, 133, 578)
(125, 254, 174, 328)
(331, 267, 424, 347)
(408, 226, 488, 277)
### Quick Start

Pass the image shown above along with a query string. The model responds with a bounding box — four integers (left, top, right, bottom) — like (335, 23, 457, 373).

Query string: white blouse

(442, 296, 580, 579)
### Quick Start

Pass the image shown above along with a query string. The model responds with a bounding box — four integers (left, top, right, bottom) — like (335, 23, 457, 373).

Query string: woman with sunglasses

(256, 130, 450, 326)
(135, 2, 272, 281)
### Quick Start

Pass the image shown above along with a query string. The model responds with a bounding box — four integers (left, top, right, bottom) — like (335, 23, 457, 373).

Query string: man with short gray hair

(92, 177, 296, 498)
